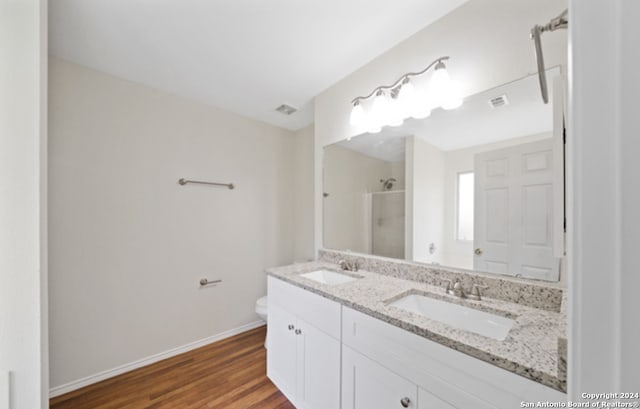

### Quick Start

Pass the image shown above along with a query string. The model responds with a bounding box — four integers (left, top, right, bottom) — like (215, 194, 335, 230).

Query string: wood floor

(50, 326, 295, 409)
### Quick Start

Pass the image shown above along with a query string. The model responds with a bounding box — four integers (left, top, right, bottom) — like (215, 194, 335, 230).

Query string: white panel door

(474, 154, 511, 276)
(297, 321, 341, 409)
(474, 138, 560, 280)
(266, 303, 298, 401)
(342, 346, 417, 409)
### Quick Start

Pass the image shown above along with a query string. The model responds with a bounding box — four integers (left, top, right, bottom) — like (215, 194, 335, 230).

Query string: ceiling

(336, 67, 559, 161)
(49, 0, 469, 131)
(408, 67, 557, 151)
(339, 134, 408, 163)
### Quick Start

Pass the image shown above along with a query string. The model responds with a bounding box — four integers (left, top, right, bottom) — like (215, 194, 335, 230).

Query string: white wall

(292, 125, 316, 262)
(323, 145, 398, 254)
(390, 161, 406, 191)
(49, 58, 295, 389)
(619, 1, 640, 390)
(0, 0, 48, 407)
(314, 0, 568, 253)
(406, 137, 445, 263)
(568, 0, 640, 397)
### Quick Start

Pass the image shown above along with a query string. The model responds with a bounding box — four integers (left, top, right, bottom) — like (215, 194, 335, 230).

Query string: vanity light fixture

(349, 56, 463, 133)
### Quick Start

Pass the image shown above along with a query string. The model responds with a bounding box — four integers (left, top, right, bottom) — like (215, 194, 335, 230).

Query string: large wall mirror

(323, 67, 565, 282)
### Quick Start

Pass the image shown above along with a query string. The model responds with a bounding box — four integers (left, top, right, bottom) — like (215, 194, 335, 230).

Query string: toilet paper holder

(199, 278, 222, 287)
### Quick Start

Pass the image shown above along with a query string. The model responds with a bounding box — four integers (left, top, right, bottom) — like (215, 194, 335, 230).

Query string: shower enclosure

(369, 190, 405, 259)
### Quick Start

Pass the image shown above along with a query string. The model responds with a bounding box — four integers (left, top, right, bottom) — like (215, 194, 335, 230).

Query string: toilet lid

(256, 296, 268, 308)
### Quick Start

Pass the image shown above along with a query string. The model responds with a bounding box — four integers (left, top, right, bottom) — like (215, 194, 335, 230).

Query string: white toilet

(255, 296, 268, 348)
(255, 296, 268, 322)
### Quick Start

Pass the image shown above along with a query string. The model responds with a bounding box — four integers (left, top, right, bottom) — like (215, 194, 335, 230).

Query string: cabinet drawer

(268, 277, 341, 339)
(342, 307, 565, 409)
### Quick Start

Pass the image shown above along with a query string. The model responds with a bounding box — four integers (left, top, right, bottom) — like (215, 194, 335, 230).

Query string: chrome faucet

(444, 279, 457, 297)
(444, 279, 488, 301)
(338, 259, 359, 272)
(453, 281, 467, 298)
(469, 284, 489, 301)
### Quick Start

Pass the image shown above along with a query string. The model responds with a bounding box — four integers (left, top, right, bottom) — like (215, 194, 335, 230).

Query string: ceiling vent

(488, 94, 509, 109)
(275, 104, 298, 115)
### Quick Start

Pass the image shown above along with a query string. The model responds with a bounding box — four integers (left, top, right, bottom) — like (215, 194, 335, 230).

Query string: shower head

(380, 178, 397, 191)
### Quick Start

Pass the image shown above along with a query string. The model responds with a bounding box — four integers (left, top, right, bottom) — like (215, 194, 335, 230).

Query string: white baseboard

(49, 320, 266, 398)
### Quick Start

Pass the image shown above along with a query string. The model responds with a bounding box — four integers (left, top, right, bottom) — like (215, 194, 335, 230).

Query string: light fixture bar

(349, 55, 462, 132)
(351, 56, 450, 104)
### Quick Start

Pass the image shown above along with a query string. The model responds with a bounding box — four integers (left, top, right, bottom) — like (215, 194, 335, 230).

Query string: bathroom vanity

(266, 252, 566, 409)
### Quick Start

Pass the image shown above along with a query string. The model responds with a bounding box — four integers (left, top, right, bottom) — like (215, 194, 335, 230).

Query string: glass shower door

(371, 191, 405, 259)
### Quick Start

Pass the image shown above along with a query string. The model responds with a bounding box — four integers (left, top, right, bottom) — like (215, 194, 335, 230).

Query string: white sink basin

(389, 293, 514, 340)
(300, 270, 358, 286)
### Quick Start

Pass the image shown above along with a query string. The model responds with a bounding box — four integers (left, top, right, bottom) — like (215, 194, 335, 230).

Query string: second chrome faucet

(444, 279, 488, 301)
(338, 259, 359, 272)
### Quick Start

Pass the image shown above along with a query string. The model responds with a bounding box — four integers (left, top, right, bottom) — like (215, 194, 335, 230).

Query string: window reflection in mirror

(323, 67, 565, 282)
(456, 171, 474, 242)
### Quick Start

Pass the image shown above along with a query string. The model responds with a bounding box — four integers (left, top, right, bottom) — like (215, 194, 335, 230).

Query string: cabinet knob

(474, 248, 483, 255)
(295, 329, 302, 335)
(288, 324, 294, 331)
(400, 397, 411, 408)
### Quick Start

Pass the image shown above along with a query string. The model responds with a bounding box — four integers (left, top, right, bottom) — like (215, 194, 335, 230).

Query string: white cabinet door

(418, 388, 457, 409)
(268, 278, 342, 409)
(296, 321, 341, 409)
(342, 345, 417, 409)
(474, 138, 561, 280)
(267, 303, 298, 401)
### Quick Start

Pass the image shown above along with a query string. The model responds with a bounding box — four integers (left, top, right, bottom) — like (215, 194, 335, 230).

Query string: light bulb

(412, 101, 432, 119)
(364, 98, 382, 133)
(429, 64, 451, 108)
(365, 117, 382, 134)
(370, 91, 391, 129)
(387, 95, 404, 127)
(349, 102, 365, 128)
(411, 85, 433, 119)
(405, 80, 432, 119)
(397, 81, 419, 119)
(441, 80, 463, 110)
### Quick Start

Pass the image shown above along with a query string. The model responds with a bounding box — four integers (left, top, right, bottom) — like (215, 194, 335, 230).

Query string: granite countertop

(266, 261, 567, 393)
